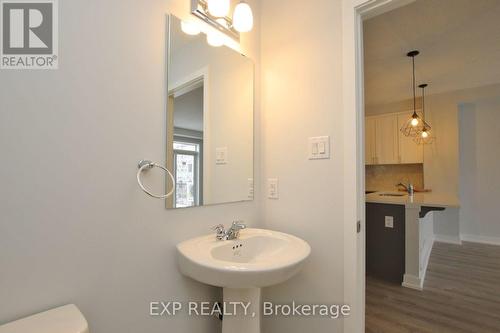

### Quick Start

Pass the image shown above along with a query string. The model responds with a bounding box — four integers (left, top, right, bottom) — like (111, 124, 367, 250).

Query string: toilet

(0, 304, 88, 333)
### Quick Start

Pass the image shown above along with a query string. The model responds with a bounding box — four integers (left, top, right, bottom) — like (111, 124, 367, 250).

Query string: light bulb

(233, 1, 254, 33)
(411, 117, 419, 127)
(207, 0, 230, 17)
(421, 130, 429, 138)
(181, 21, 200, 36)
(207, 32, 224, 47)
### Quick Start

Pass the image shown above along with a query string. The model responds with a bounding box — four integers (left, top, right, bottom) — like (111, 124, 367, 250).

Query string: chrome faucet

(212, 221, 247, 241)
(396, 182, 414, 195)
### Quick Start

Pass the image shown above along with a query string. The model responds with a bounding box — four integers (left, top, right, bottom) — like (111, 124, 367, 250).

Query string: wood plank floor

(366, 241, 500, 333)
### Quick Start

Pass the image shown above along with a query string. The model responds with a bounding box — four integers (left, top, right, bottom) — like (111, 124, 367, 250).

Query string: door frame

(167, 66, 210, 208)
(341, 0, 416, 332)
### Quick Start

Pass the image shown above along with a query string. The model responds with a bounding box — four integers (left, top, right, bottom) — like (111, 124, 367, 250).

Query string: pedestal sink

(176, 228, 311, 333)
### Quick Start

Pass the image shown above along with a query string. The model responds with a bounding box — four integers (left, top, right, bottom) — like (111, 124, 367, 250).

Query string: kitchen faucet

(213, 221, 247, 241)
(396, 182, 414, 195)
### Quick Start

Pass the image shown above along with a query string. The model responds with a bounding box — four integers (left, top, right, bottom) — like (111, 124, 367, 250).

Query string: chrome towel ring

(136, 160, 175, 199)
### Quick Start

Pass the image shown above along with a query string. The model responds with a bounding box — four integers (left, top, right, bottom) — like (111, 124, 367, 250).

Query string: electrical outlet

(268, 178, 279, 199)
(216, 147, 228, 165)
(385, 216, 394, 228)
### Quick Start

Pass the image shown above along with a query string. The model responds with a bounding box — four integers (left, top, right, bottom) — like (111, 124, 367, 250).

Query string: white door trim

(342, 0, 415, 332)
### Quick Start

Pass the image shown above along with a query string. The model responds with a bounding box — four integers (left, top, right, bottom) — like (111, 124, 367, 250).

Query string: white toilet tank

(0, 304, 89, 333)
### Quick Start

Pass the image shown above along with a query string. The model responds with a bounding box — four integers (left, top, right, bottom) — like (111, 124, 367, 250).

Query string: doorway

(343, 0, 500, 332)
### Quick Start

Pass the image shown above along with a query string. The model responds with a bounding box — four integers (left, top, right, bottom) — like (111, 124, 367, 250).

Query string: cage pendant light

(400, 50, 431, 137)
(414, 84, 435, 145)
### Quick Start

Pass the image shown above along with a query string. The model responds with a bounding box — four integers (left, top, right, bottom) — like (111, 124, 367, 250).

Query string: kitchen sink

(379, 193, 406, 197)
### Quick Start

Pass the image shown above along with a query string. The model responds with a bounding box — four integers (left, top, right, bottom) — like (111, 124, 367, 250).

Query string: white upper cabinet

(397, 113, 424, 164)
(365, 111, 423, 165)
(375, 114, 399, 165)
(365, 117, 376, 165)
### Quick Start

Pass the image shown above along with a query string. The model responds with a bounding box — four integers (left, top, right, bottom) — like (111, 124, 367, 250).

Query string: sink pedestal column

(222, 288, 261, 333)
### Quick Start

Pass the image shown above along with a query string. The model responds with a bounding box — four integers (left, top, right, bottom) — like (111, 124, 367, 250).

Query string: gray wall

(0, 0, 261, 332)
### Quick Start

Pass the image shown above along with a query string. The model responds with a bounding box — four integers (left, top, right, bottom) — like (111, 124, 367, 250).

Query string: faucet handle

(212, 224, 225, 232)
(212, 224, 226, 241)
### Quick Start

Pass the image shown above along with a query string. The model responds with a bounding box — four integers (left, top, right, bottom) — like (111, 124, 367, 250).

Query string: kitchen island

(366, 191, 459, 290)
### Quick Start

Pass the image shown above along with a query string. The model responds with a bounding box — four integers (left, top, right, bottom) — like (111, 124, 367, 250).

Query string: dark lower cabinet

(366, 203, 406, 284)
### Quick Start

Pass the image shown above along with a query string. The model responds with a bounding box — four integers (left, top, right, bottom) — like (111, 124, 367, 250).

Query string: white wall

(260, 0, 345, 332)
(459, 97, 500, 244)
(0, 0, 261, 332)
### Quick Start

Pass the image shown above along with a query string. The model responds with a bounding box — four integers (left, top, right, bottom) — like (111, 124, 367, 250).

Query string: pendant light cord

(412, 55, 417, 116)
(422, 85, 425, 120)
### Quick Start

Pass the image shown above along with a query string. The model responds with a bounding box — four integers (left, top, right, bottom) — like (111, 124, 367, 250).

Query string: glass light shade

(207, 0, 230, 17)
(233, 1, 253, 33)
(414, 129, 435, 145)
(207, 32, 224, 47)
(181, 21, 200, 36)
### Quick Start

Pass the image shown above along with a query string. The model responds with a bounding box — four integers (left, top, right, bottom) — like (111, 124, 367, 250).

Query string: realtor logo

(1, 0, 58, 69)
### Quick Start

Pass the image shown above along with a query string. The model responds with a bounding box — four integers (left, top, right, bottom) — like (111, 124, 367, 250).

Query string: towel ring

(136, 160, 175, 199)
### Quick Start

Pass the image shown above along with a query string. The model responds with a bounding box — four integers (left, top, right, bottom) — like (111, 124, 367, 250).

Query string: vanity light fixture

(414, 84, 435, 145)
(232, 1, 254, 32)
(207, 0, 230, 17)
(400, 50, 432, 137)
(206, 31, 224, 47)
(181, 20, 201, 36)
(191, 0, 254, 43)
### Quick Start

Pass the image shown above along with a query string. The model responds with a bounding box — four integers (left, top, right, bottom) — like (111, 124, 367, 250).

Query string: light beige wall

(260, 0, 344, 332)
(366, 83, 500, 196)
(366, 164, 424, 192)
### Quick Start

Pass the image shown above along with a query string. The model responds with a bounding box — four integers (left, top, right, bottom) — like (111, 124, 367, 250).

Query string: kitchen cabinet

(365, 111, 424, 165)
(375, 114, 399, 165)
(365, 117, 376, 165)
(366, 203, 406, 284)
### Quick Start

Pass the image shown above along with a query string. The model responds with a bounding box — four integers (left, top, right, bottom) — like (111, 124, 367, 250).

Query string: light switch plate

(308, 136, 330, 160)
(268, 178, 279, 199)
(216, 147, 228, 165)
(385, 216, 394, 228)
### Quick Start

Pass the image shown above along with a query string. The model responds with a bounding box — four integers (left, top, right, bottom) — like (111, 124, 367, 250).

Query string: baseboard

(460, 234, 500, 246)
(434, 234, 462, 245)
(402, 274, 423, 291)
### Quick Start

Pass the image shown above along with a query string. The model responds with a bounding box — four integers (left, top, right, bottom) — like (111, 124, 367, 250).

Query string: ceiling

(364, 0, 500, 108)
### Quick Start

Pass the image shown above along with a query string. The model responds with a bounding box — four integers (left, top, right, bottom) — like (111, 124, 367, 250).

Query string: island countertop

(365, 191, 460, 208)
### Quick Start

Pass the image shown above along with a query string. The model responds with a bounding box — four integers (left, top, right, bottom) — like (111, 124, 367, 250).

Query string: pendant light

(400, 50, 431, 137)
(414, 84, 435, 145)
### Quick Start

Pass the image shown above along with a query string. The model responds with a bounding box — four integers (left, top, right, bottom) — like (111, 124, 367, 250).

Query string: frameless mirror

(166, 15, 254, 209)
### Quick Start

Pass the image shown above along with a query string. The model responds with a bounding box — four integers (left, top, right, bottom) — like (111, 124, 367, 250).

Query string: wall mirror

(166, 14, 254, 209)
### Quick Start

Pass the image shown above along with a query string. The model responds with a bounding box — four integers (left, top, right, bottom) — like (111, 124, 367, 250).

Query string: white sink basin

(177, 228, 311, 288)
